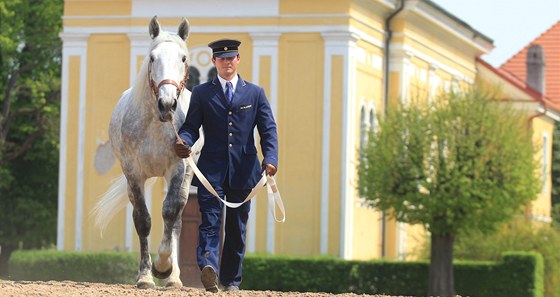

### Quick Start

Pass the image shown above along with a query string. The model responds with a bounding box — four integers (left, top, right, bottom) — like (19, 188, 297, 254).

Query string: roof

(478, 57, 560, 117)
(424, 0, 494, 45)
(499, 21, 560, 105)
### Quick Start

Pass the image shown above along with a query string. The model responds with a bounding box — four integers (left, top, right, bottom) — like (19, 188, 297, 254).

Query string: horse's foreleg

(164, 210, 185, 288)
(166, 164, 194, 288)
(129, 180, 155, 289)
(153, 161, 189, 284)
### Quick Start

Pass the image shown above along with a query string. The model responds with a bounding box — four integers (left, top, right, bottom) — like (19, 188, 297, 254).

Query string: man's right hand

(174, 141, 191, 158)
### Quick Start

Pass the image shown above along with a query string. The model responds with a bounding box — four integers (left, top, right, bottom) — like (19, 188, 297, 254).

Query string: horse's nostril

(171, 99, 177, 111)
(158, 99, 165, 112)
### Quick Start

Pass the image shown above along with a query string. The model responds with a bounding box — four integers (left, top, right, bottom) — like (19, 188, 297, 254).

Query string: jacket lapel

(211, 76, 230, 107)
(231, 75, 247, 108)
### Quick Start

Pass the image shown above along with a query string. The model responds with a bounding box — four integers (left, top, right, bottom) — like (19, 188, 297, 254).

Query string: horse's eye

(182, 56, 187, 63)
(150, 55, 155, 63)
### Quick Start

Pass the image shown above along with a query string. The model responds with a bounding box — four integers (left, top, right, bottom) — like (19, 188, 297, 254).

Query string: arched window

(186, 46, 215, 88)
(542, 133, 549, 194)
(360, 106, 368, 149)
(369, 107, 378, 133)
(186, 66, 200, 91)
(207, 67, 217, 82)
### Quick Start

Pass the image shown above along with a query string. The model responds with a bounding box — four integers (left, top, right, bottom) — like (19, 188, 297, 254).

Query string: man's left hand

(263, 164, 277, 176)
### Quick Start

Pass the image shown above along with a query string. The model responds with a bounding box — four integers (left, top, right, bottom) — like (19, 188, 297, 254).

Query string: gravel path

(0, 280, 398, 297)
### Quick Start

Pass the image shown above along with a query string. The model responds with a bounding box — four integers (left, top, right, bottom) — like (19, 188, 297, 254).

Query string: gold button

(228, 111, 232, 115)
(229, 122, 232, 126)
(229, 144, 232, 147)
(229, 133, 233, 136)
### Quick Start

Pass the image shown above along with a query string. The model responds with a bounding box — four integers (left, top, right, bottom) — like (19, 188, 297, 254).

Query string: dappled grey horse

(93, 16, 202, 288)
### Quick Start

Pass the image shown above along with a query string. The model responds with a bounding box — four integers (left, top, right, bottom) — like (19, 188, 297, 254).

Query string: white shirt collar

(217, 74, 238, 93)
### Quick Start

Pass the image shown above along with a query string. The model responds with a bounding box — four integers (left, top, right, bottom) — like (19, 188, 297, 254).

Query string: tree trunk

(428, 233, 455, 297)
(0, 244, 16, 277)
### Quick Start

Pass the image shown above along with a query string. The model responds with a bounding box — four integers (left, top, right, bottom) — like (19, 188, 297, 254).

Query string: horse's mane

(131, 31, 189, 101)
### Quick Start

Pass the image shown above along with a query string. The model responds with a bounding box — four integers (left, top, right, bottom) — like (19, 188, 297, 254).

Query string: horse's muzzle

(158, 98, 177, 122)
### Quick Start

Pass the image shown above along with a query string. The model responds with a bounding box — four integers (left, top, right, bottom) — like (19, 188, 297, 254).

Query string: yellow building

(57, 0, 555, 270)
(477, 58, 559, 225)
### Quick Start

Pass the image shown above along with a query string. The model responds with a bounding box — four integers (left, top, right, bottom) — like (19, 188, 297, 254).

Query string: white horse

(92, 16, 202, 289)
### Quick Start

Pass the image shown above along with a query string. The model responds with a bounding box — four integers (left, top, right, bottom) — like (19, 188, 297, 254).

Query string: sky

(430, 0, 560, 67)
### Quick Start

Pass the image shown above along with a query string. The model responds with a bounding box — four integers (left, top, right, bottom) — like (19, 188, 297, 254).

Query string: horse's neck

(128, 88, 162, 129)
(130, 82, 152, 111)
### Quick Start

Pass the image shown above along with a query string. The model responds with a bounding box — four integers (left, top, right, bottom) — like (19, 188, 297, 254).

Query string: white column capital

(60, 32, 89, 49)
(321, 31, 360, 48)
(250, 32, 281, 46)
(127, 32, 151, 48)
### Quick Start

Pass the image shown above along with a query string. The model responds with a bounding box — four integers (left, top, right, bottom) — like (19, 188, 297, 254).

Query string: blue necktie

(225, 81, 233, 103)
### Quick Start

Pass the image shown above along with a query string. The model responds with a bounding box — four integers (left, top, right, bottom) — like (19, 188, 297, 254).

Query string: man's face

(212, 55, 240, 79)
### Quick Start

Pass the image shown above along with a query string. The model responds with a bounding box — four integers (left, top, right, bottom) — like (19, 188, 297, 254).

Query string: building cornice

(398, 0, 494, 55)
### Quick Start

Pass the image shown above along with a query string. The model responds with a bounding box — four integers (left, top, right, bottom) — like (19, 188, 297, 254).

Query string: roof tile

(500, 21, 560, 107)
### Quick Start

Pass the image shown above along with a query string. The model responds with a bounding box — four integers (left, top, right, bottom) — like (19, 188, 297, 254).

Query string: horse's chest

(123, 124, 175, 173)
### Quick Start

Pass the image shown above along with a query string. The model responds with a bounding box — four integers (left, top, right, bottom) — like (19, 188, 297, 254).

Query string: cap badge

(224, 47, 228, 51)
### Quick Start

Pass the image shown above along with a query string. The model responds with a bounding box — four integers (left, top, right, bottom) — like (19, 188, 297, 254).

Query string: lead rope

(170, 121, 285, 223)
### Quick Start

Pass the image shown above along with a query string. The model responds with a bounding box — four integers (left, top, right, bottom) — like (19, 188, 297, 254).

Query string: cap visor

(214, 51, 238, 58)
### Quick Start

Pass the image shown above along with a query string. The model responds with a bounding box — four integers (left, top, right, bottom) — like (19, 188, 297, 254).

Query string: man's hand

(263, 163, 277, 176)
(174, 141, 191, 158)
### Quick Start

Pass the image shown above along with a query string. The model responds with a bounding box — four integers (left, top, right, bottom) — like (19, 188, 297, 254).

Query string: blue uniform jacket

(178, 75, 278, 190)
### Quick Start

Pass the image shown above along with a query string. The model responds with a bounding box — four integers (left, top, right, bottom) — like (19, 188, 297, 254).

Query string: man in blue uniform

(175, 39, 278, 292)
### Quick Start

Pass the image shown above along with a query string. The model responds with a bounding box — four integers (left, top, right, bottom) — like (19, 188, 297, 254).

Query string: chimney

(526, 44, 546, 94)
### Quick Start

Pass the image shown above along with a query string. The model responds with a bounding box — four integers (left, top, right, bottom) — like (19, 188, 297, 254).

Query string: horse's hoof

(136, 281, 155, 289)
(165, 280, 183, 288)
(152, 265, 173, 279)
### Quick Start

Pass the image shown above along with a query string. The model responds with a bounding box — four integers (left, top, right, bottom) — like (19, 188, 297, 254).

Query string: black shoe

(201, 265, 219, 293)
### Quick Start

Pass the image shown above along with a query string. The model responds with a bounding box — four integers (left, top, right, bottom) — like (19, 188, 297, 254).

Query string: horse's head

(147, 16, 190, 122)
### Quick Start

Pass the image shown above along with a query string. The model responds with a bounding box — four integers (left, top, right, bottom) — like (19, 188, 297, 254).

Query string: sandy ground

(0, 280, 399, 297)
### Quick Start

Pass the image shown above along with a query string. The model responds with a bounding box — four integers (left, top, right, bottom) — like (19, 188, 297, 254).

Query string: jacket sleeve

(178, 87, 203, 147)
(255, 87, 279, 169)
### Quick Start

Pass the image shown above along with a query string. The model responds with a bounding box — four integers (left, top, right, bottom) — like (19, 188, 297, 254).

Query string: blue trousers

(196, 183, 251, 287)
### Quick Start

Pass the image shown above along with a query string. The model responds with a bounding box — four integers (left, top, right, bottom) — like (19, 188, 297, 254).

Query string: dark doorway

(179, 194, 202, 288)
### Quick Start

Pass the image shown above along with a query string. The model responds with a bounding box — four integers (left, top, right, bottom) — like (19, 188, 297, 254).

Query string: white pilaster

(322, 32, 359, 259)
(428, 63, 440, 103)
(248, 32, 281, 254)
(389, 49, 414, 104)
(57, 32, 89, 251)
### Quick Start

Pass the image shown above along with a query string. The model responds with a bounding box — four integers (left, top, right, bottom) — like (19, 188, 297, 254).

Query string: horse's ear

(178, 17, 190, 41)
(149, 16, 160, 39)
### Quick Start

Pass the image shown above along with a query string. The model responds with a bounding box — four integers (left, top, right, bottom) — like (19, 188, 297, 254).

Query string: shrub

(8, 250, 137, 284)
(451, 223, 560, 297)
(8, 249, 543, 296)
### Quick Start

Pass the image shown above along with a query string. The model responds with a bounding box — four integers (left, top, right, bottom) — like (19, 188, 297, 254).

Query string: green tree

(551, 122, 560, 207)
(358, 87, 540, 297)
(0, 0, 63, 276)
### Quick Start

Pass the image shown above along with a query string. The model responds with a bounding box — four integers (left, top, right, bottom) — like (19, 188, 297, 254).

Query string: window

(185, 46, 216, 89)
(207, 67, 217, 82)
(186, 66, 200, 91)
(360, 106, 367, 149)
(369, 107, 378, 133)
(542, 133, 549, 193)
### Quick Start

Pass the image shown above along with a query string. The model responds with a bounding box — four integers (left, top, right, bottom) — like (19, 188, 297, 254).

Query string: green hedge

(8, 250, 138, 284)
(455, 252, 544, 297)
(8, 250, 543, 297)
(242, 251, 543, 297)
